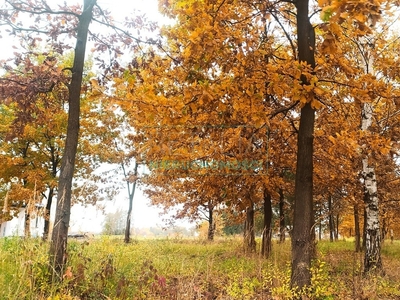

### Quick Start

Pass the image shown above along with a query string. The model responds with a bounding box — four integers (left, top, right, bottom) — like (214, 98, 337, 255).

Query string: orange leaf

(63, 266, 73, 279)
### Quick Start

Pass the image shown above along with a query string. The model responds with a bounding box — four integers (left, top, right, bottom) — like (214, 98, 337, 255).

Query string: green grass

(1, 236, 399, 299)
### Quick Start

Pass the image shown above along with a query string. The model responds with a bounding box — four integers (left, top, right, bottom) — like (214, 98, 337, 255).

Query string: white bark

(361, 53, 382, 271)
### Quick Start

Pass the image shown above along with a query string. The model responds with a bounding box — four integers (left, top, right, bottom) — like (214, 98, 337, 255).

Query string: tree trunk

(381, 211, 387, 244)
(124, 163, 138, 243)
(362, 207, 367, 250)
(261, 191, 272, 258)
(207, 205, 215, 241)
(291, 0, 316, 289)
(328, 195, 334, 242)
(362, 154, 382, 272)
(244, 203, 256, 253)
(279, 188, 285, 243)
(359, 39, 382, 273)
(43, 187, 54, 241)
(49, 0, 95, 281)
(354, 204, 361, 252)
(318, 207, 322, 241)
(361, 100, 382, 272)
(24, 211, 31, 238)
(335, 213, 339, 241)
(43, 143, 59, 242)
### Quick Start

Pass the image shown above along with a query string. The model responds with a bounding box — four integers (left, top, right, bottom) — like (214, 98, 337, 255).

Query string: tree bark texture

(362, 115, 382, 271)
(291, 0, 316, 289)
(261, 191, 272, 258)
(49, 0, 95, 280)
(244, 203, 256, 253)
(362, 156, 382, 272)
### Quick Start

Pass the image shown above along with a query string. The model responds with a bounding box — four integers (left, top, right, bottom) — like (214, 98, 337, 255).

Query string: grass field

(1, 236, 399, 299)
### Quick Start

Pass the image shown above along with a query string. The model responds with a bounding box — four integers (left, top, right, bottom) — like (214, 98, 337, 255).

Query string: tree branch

(269, 101, 299, 118)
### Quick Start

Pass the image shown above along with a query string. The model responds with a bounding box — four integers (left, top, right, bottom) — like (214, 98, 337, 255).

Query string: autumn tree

(318, 0, 400, 273)
(113, 0, 308, 256)
(0, 0, 151, 278)
(0, 50, 68, 238)
(0, 49, 114, 240)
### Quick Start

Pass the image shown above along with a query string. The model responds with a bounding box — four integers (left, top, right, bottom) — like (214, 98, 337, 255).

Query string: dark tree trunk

(207, 205, 215, 241)
(354, 204, 361, 252)
(362, 206, 367, 251)
(328, 195, 334, 242)
(291, 0, 316, 289)
(124, 163, 138, 243)
(244, 203, 256, 253)
(24, 211, 31, 238)
(21, 145, 31, 239)
(381, 211, 387, 244)
(43, 187, 54, 241)
(279, 188, 285, 243)
(49, 0, 95, 281)
(335, 213, 339, 241)
(261, 191, 272, 258)
(43, 141, 60, 241)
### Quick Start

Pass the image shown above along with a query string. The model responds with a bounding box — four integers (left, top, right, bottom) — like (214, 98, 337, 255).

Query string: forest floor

(1, 236, 399, 299)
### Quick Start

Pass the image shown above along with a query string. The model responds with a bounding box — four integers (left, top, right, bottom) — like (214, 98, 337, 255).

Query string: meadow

(1, 236, 400, 299)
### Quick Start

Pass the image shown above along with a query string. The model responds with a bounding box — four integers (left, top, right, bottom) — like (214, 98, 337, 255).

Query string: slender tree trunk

(124, 163, 138, 243)
(318, 207, 322, 241)
(24, 212, 31, 238)
(354, 204, 361, 252)
(335, 213, 339, 241)
(362, 206, 367, 250)
(328, 195, 334, 242)
(291, 0, 316, 289)
(381, 211, 387, 244)
(43, 187, 54, 241)
(359, 40, 382, 273)
(43, 144, 59, 241)
(261, 191, 272, 258)
(244, 203, 256, 253)
(207, 205, 215, 241)
(49, 0, 95, 280)
(279, 188, 285, 243)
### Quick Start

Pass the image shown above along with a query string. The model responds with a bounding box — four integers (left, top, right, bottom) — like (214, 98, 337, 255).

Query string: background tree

(102, 208, 126, 235)
(0, 0, 150, 278)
